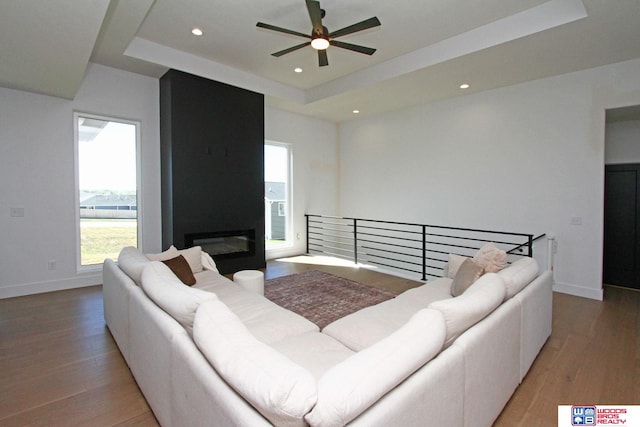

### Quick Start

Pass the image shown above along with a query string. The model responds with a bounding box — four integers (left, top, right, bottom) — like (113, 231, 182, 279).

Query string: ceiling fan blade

(330, 40, 376, 55)
(257, 22, 310, 39)
(305, 0, 324, 36)
(272, 42, 311, 57)
(318, 49, 329, 67)
(329, 17, 381, 39)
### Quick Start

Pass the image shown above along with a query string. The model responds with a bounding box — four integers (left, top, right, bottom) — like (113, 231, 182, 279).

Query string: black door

(603, 164, 640, 289)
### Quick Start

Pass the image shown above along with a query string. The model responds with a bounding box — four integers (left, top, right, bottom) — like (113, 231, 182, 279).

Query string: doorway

(603, 164, 640, 289)
(603, 105, 640, 289)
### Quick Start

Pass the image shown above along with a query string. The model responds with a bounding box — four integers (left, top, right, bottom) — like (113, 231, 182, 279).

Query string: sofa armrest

(102, 259, 134, 364)
(514, 270, 553, 380)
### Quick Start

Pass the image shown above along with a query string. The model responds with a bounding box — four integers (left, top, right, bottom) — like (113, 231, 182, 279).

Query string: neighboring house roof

(80, 193, 137, 207)
(265, 182, 285, 201)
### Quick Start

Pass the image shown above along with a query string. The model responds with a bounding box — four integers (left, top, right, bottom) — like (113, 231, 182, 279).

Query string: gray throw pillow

(451, 258, 484, 296)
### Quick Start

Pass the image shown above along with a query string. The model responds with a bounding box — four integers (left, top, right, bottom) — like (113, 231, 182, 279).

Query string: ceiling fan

(256, 0, 381, 67)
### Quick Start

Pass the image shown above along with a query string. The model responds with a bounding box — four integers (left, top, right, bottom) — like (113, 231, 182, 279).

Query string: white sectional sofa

(102, 245, 552, 427)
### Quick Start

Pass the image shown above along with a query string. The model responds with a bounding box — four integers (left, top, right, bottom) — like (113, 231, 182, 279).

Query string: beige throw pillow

(450, 258, 484, 296)
(473, 242, 507, 273)
(177, 246, 204, 273)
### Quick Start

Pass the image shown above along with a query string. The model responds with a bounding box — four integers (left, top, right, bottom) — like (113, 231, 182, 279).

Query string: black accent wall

(159, 69, 265, 274)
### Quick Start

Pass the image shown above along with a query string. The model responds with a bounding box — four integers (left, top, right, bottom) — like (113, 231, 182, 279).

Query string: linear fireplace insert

(184, 229, 256, 260)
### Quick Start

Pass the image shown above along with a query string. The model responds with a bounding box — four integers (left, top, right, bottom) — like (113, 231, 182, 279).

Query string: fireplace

(185, 229, 256, 260)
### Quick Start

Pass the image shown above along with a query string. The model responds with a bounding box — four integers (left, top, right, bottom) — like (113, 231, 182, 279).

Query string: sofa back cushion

(118, 246, 149, 286)
(194, 299, 317, 427)
(141, 261, 216, 336)
(498, 257, 539, 299)
(145, 246, 179, 261)
(428, 273, 506, 346)
(305, 308, 445, 427)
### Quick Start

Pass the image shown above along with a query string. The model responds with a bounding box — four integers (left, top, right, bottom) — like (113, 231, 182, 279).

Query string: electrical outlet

(570, 216, 582, 226)
(47, 260, 56, 270)
(10, 207, 24, 217)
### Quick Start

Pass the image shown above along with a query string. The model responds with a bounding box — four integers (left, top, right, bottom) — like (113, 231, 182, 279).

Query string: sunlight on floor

(276, 254, 380, 270)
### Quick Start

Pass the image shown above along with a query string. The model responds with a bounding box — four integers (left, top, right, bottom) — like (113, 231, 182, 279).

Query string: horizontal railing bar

(316, 239, 353, 246)
(308, 231, 354, 241)
(361, 254, 423, 268)
(423, 233, 526, 247)
(358, 239, 421, 251)
(356, 224, 422, 235)
(308, 243, 354, 254)
(357, 232, 423, 244)
(308, 219, 353, 226)
(306, 214, 533, 238)
(359, 259, 423, 275)
(308, 225, 353, 233)
(352, 227, 531, 248)
(506, 233, 546, 254)
(360, 245, 422, 259)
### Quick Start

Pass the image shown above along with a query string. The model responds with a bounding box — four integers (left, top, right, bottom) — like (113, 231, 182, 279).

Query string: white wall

(0, 63, 161, 298)
(265, 107, 339, 259)
(605, 119, 640, 164)
(338, 58, 640, 300)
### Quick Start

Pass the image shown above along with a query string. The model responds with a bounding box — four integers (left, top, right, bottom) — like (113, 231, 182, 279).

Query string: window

(265, 142, 292, 249)
(75, 113, 140, 268)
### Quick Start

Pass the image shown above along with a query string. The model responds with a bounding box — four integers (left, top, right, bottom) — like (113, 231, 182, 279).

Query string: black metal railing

(305, 214, 545, 280)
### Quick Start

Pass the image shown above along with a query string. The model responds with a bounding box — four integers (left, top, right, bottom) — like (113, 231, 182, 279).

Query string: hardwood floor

(1, 257, 638, 426)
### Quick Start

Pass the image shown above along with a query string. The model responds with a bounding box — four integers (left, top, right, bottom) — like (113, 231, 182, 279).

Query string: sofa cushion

(145, 245, 179, 261)
(162, 255, 196, 286)
(305, 309, 446, 427)
(473, 242, 507, 273)
(271, 332, 355, 380)
(428, 273, 506, 346)
(194, 299, 317, 427)
(211, 287, 320, 344)
(141, 261, 216, 336)
(498, 257, 539, 299)
(117, 246, 149, 286)
(323, 277, 452, 351)
(450, 258, 484, 297)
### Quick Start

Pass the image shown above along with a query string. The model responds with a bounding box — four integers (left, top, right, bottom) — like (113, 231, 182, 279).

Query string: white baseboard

(0, 274, 103, 299)
(553, 280, 603, 301)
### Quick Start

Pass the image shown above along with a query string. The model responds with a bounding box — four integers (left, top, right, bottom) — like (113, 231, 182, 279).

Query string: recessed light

(191, 28, 203, 36)
(294, 67, 303, 73)
(353, 109, 360, 114)
(460, 83, 470, 89)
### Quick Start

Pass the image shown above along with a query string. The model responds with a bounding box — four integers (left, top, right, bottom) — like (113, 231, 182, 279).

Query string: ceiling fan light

(311, 37, 330, 50)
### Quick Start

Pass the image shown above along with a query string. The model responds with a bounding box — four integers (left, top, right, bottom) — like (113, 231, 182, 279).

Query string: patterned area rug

(264, 270, 398, 329)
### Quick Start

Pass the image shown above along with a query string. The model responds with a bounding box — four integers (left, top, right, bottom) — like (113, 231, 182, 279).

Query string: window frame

(264, 141, 293, 250)
(73, 112, 142, 272)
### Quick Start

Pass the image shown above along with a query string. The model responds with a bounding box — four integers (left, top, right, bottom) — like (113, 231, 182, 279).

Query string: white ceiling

(1, 0, 640, 122)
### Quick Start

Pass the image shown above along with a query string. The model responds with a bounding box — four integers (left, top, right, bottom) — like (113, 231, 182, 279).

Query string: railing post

(353, 218, 358, 264)
(422, 225, 427, 281)
(305, 214, 309, 254)
(528, 234, 533, 257)
(547, 236, 555, 273)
